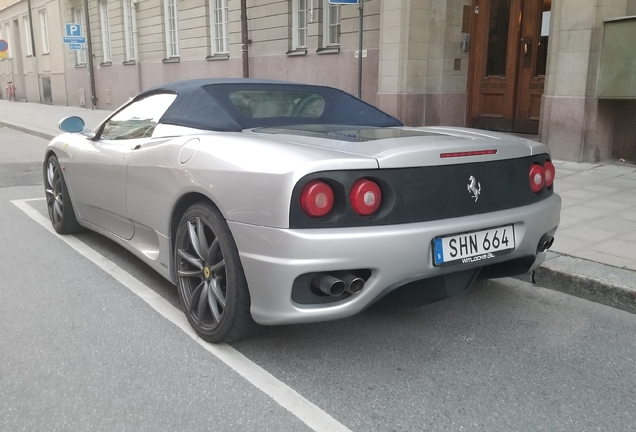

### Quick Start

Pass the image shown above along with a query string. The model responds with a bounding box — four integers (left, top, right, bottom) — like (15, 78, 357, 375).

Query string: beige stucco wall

(0, 0, 67, 103)
(61, 0, 383, 109)
(0, 1, 31, 102)
(247, 0, 381, 100)
(0, 0, 18, 8)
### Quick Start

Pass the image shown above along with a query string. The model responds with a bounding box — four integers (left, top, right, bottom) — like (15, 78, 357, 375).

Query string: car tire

(44, 154, 84, 234)
(175, 202, 257, 343)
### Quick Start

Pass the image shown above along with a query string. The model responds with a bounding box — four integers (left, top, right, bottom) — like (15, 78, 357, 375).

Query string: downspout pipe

(240, 0, 249, 78)
(357, 0, 363, 99)
(83, 0, 97, 108)
(26, 0, 41, 102)
(132, 2, 142, 93)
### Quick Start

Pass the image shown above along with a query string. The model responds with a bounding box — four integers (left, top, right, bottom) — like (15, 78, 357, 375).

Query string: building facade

(0, 0, 635, 162)
(0, 0, 68, 104)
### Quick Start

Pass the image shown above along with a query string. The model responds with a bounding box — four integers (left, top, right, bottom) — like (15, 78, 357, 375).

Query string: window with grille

(23, 16, 32, 56)
(292, 0, 307, 50)
(164, 0, 179, 57)
(3, 23, 10, 58)
(39, 11, 49, 54)
(323, 0, 340, 47)
(72, 8, 87, 65)
(123, 0, 137, 61)
(100, 0, 112, 62)
(211, 0, 229, 55)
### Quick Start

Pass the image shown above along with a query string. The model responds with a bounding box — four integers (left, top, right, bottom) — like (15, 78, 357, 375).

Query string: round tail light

(544, 161, 555, 188)
(300, 180, 334, 217)
(350, 178, 382, 216)
(529, 164, 546, 193)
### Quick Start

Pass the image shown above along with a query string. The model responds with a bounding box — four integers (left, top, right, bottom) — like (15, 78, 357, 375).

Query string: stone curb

(516, 253, 636, 314)
(0, 121, 55, 141)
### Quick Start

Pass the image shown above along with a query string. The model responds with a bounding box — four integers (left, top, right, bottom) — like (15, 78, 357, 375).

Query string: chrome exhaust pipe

(311, 274, 346, 297)
(545, 237, 554, 250)
(341, 274, 365, 294)
(537, 234, 555, 253)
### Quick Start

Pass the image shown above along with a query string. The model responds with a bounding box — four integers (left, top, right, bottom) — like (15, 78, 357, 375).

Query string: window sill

(100, 61, 112, 67)
(75, 63, 87, 68)
(317, 47, 340, 55)
(162, 57, 180, 63)
(286, 49, 307, 57)
(206, 53, 229, 61)
(123, 60, 136, 65)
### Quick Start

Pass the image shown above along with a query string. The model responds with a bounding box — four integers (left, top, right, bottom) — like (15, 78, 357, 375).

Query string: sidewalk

(1, 99, 635, 313)
(0, 100, 111, 140)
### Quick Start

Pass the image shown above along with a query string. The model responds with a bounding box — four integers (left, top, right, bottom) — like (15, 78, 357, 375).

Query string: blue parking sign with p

(65, 23, 82, 37)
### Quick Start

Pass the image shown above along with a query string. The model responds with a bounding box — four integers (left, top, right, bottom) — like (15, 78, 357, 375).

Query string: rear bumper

(229, 194, 561, 325)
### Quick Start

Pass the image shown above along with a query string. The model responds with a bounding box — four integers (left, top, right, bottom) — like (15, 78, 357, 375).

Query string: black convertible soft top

(141, 78, 403, 132)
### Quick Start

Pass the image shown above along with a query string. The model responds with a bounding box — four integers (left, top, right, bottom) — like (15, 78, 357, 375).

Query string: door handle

(521, 38, 532, 68)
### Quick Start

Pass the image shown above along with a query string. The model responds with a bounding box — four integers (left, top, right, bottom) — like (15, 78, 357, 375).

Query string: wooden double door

(467, 0, 551, 134)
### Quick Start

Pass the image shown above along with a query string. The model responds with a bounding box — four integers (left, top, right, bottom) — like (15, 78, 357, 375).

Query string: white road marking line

(12, 198, 351, 432)
(19, 197, 47, 202)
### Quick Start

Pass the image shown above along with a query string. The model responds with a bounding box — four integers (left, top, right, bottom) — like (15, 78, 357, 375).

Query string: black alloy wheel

(44, 155, 83, 234)
(175, 202, 256, 343)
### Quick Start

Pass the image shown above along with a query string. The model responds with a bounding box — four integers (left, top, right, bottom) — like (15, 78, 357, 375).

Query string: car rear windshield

(155, 81, 404, 131)
(229, 91, 325, 119)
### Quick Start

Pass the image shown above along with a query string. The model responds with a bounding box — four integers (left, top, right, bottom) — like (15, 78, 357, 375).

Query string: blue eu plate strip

(433, 238, 444, 266)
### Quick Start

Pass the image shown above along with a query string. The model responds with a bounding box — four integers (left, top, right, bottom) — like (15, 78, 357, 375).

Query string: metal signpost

(63, 22, 96, 108)
(0, 39, 16, 88)
(329, 0, 363, 98)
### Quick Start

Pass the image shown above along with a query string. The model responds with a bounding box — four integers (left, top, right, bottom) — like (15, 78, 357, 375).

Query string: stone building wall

(377, 0, 471, 127)
(541, 0, 636, 162)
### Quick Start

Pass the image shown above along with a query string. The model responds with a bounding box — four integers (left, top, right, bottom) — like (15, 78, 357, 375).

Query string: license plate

(433, 225, 515, 267)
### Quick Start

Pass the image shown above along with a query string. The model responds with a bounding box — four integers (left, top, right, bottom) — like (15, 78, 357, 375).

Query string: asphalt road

(1, 126, 636, 431)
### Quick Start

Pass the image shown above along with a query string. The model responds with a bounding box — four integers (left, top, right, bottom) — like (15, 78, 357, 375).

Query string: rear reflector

(350, 178, 382, 216)
(440, 150, 498, 158)
(544, 161, 555, 187)
(529, 164, 546, 193)
(300, 180, 334, 217)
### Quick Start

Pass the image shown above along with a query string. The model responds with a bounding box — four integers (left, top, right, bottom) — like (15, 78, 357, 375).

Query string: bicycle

(6, 82, 15, 101)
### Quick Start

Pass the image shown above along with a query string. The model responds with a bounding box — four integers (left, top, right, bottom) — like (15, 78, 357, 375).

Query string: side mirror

(58, 116, 86, 133)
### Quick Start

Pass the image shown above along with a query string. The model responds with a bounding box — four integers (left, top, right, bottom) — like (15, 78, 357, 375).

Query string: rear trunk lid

(250, 125, 550, 168)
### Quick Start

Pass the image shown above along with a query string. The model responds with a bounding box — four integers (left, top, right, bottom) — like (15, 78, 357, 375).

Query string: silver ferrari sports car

(44, 79, 561, 342)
